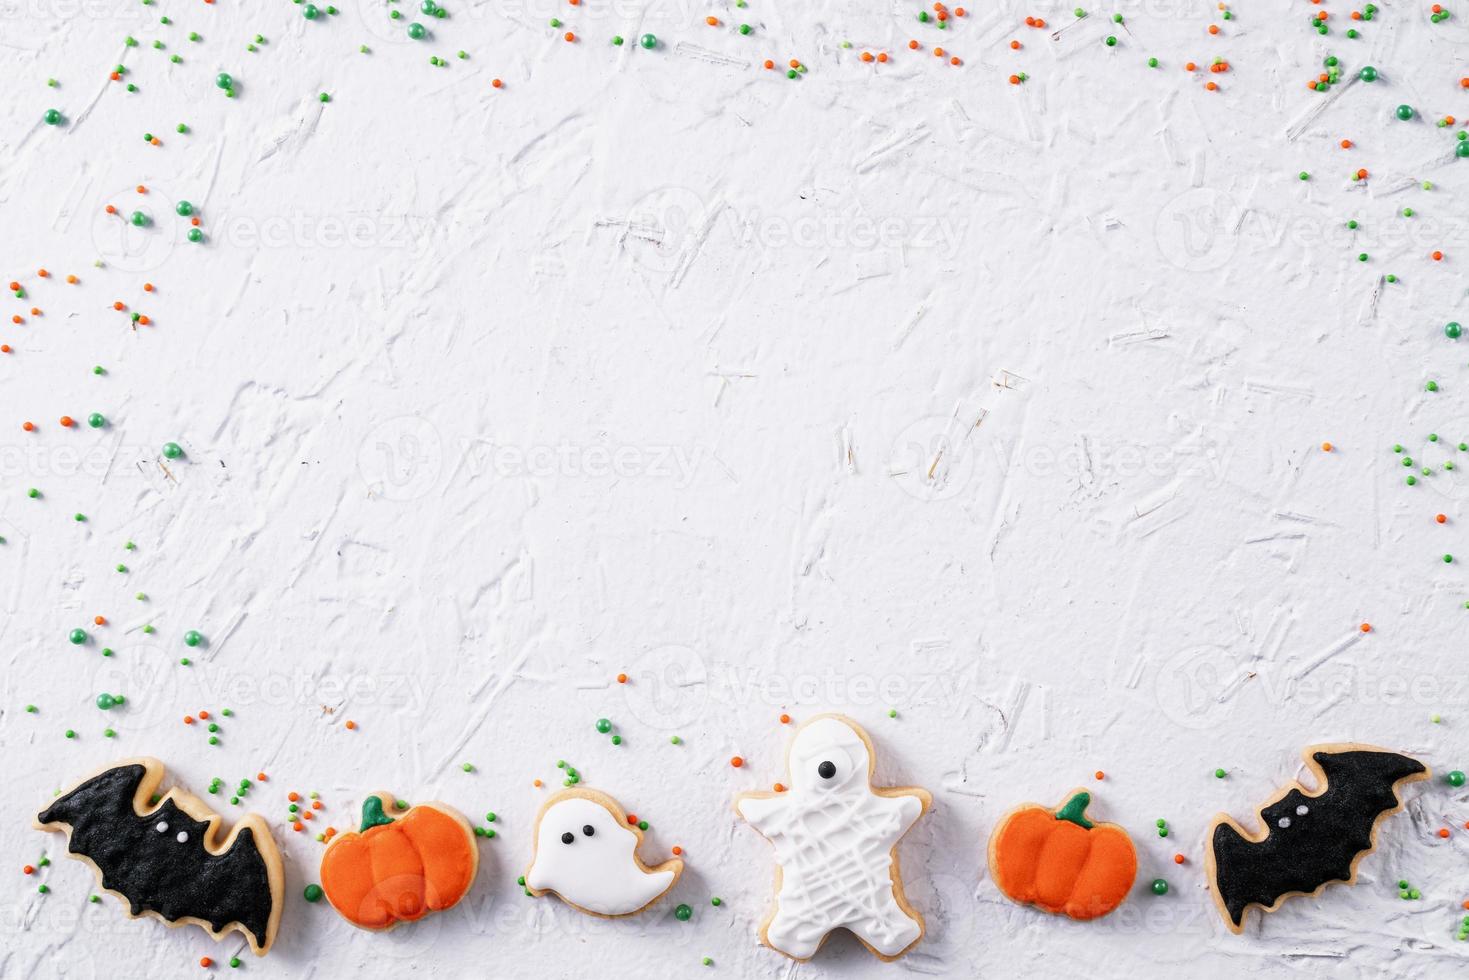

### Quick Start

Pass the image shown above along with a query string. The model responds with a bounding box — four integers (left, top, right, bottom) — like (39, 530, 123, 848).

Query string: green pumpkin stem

(1054, 791, 1095, 829)
(360, 795, 394, 833)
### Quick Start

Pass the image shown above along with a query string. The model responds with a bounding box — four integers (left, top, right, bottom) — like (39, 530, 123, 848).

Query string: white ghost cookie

(525, 788, 683, 917)
(735, 713, 931, 962)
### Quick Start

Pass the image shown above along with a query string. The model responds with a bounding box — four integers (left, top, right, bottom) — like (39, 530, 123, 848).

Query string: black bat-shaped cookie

(35, 758, 284, 955)
(1206, 743, 1429, 933)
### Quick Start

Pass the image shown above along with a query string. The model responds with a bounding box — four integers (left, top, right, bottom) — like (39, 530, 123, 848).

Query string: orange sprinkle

(36, 269, 48, 278)
(950, 56, 961, 65)
(954, 5, 965, 13)
(1173, 854, 1185, 864)
(1208, 24, 1219, 33)
(135, 185, 146, 194)
(1025, 15, 1035, 24)
(625, 813, 638, 825)
(1011, 40, 1021, 49)
(59, 416, 74, 428)
(1356, 169, 1368, 180)
(1094, 770, 1105, 780)
(936, 9, 948, 19)
(706, 15, 718, 25)
(908, 39, 919, 49)
(492, 78, 503, 89)
(257, 772, 268, 781)
(1316, 10, 1327, 19)
(137, 315, 150, 326)
(109, 71, 120, 81)
(616, 672, 628, 683)
(563, 31, 575, 41)
(1185, 62, 1196, 72)
(779, 713, 791, 724)
(143, 283, 154, 292)
(66, 275, 78, 284)
(288, 791, 300, 802)
(344, 720, 357, 730)
(671, 845, 683, 855)
(11, 315, 21, 325)
(184, 715, 195, 724)
(23, 865, 34, 874)
(1433, 251, 1444, 261)
(94, 616, 106, 626)
(199, 710, 210, 720)
(1439, 828, 1451, 838)
(190, 217, 200, 226)
(789, 59, 799, 69)
(934, 47, 945, 57)
(1009, 74, 1021, 85)
(1340, 139, 1352, 149)
(877, 52, 888, 63)
(1360, 623, 1372, 633)
(1, 345, 12, 354)
(311, 800, 322, 809)
(1437, 514, 1448, 524)
(200, 958, 213, 968)
(1034, 17, 1045, 26)
(533, 778, 543, 787)
(1321, 442, 1332, 452)
(112, 301, 124, 311)
(105, 205, 117, 215)
(1205, 81, 1218, 91)
(773, 782, 786, 793)
(292, 821, 304, 832)
(22, 422, 34, 432)
(302, 811, 313, 821)
(730, 756, 744, 768)
(764, 59, 774, 69)
(30, 308, 39, 316)
(861, 51, 873, 62)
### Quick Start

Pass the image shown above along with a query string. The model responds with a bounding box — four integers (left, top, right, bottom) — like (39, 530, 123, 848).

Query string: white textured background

(3, 0, 1469, 976)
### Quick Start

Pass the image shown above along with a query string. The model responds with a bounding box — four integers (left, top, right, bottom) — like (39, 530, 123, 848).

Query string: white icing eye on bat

(155, 821, 169, 833)
(1277, 817, 1290, 828)
(1295, 805, 1309, 816)
(176, 831, 189, 843)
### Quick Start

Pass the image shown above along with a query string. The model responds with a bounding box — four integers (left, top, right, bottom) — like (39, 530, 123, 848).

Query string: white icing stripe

(527, 797, 675, 916)
(740, 717, 925, 959)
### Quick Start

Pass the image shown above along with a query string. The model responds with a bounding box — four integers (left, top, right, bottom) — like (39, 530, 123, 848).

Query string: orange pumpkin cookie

(987, 789, 1136, 920)
(319, 794, 478, 930)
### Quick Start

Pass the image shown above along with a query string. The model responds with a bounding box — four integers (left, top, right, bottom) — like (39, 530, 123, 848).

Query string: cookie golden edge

(734, 712, 932, 962)
(522, 787, 684, 918)
(320, 791, 481, 932)
(33, 756, 285, 956)
(1203, 742, 1431, 935)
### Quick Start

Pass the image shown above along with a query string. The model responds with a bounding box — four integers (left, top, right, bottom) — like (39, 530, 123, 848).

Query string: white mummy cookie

(524, 788, 683, 916)
(735, 713, 931, 961)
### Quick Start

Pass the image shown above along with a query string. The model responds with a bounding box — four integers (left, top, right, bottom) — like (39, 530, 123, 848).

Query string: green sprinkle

(1214, 768, 1226, 778)
(675, 903, 693, 921)
(462, 762, 474, 772)
(304, 883, 323, 902)
(711, 896, 722, 906)
(670, 735, 682, 745)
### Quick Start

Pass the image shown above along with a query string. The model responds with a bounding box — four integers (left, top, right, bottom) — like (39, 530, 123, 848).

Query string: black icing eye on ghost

(561, 832, 575, 845)
(583, 824, 596, 837)
(818, 761, 836, 780)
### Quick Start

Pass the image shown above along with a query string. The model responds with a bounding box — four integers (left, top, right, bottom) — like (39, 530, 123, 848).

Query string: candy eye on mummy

(559, 824, 597, 844)
(817, 760, 836, 780)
